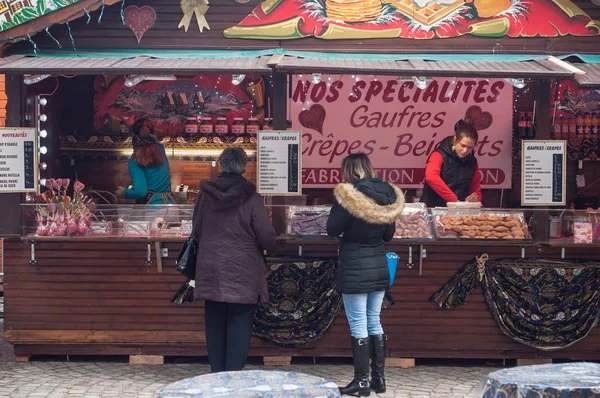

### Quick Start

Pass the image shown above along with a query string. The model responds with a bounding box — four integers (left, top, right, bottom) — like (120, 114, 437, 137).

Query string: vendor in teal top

(116, 118, 175, 204)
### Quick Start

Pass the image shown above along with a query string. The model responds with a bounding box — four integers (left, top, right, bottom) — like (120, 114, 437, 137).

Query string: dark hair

(454, 116, 478, 143)
(131, 118, 163, 167)
(341, 153, 377, 183)
(132, 118, 155, 138)
(220, 147, 248, 174)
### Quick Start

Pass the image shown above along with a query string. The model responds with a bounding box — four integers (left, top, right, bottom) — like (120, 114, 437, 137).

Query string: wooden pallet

(389, 0, 463, 26)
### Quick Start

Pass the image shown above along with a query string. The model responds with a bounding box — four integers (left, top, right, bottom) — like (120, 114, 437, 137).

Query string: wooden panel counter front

(3, 238, 600, 361)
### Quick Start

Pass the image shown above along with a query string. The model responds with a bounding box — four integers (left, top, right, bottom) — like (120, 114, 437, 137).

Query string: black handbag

(176, 194, 204, 280)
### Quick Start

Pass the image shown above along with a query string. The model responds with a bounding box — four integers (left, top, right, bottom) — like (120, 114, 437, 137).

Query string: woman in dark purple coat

(193, 147, 276, 373)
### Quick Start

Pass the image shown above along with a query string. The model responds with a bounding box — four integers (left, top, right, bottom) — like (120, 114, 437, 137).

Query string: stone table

(156, 369, 341, 398)
(478, 363, 600, 398)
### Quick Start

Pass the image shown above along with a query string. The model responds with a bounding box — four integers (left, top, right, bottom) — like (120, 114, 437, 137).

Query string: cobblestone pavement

(0, 360, 494, 398)
(1, 307, 497, 398)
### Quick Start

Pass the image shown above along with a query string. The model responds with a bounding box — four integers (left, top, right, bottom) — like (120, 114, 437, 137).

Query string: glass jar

(184, 117, 198, 134)
(246, 117, 259, 134)
(199, 117, 214, 134)
(262, 118, 273, 130)
(215, 117, 228, 134)
(120, 117, 130, 135)
(231, 117, 245, 134)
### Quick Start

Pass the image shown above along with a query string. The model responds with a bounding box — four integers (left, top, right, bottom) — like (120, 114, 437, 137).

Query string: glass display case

(286, 205, 331, 238)
(547, 209, 600, 244)
(432, 208, 531, 241)
(22, 203, 599, 245)
(393, 203, 434, 240)
(21, 204, 194, 239)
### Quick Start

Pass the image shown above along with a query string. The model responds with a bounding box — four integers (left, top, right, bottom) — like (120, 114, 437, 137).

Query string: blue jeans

(342, 291, 385, 339)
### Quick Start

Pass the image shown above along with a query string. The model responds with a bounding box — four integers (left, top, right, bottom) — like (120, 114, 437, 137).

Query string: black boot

(339, 337, 371, 397)
(370, 334, 386, 394)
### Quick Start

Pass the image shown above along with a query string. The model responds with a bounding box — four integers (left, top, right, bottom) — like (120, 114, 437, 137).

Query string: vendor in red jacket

(421, 117, 483, 207)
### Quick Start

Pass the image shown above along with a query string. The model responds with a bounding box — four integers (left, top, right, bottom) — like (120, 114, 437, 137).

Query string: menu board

(521, 140, 566, 206)
(257, 131, 302, 195)
(0, 128, 38, 193)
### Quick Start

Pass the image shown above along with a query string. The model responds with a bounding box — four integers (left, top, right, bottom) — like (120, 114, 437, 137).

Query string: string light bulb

(312, 73, 322, 84)
(40, 162, 48, 170)
(39, 97, 48, 106)
(39, 130, 48, 138)
(39, 146, 48, 155)
(39, 114, 47, 122)
(39, 178, 47, 186)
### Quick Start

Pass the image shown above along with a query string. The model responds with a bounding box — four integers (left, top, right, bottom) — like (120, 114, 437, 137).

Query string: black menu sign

(521, 140, 566, 206)
(257, 131, 302, 195)
(0, 128, 38, 193)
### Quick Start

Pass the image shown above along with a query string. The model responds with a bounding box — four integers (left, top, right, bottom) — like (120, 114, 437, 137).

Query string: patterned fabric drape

(253, 259, 342, 347)
(430, 256, 600, 350)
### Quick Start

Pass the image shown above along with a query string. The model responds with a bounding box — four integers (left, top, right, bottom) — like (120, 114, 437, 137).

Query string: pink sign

(290, 75, 514, 188)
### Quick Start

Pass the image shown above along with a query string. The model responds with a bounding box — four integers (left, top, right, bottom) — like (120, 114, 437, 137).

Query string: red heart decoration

(298, 104, 326, 135)
(124, 5, 156, 43)
(465, 105, 493, 131)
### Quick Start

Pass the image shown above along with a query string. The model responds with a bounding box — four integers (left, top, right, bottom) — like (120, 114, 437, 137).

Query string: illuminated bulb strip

(232, 74, 246, 85)
(504, 78, 526, 89)
(116, 148, 256, 158)
(24, 74, 51, 85)
(124, 74, 146, 87)
(412, 76, 427, 90)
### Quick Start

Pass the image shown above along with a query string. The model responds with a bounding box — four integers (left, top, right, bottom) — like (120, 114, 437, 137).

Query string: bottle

(246, 117, 259, 135)
(215, 117, 228, 134)
(526, 112, 533, 138)
(184, 117, 198, 134)
(231, 117, 245, 134)
(560, 115, 570, 140)
(199, 117, 214, 134)
(568, 116, 577, 142)
(262, 118, 273, 130)
(584, 112, 592, 140)
(576, 113, 584, 137)
(591, 113, 599, 143)
(554, 115, 563, 140)
(518, 111, 526, 138)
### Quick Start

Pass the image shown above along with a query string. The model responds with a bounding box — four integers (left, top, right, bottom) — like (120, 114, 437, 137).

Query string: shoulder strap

(191, 193, 205, 238)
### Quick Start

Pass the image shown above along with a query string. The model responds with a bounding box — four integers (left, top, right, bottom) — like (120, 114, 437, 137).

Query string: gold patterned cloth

(253, 259, 342, 347)
(430, 257, 600, 350)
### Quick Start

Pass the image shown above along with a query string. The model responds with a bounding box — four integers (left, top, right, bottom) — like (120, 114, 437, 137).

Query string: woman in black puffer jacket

(327, 153, 405, 397)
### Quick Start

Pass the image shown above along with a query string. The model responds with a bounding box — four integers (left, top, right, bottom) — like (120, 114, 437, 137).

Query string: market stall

(0, 0, 600, 365)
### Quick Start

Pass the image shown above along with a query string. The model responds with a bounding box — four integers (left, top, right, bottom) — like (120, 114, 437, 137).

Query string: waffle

(389, 0, 463, 26)
(326, 0, 383, 23)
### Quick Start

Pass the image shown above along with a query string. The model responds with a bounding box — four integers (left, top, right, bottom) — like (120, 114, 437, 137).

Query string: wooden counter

(3, 238, 600, 362)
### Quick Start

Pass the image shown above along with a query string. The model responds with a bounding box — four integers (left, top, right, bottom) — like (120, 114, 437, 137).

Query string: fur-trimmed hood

(199, 173, 256, 211)
(334, 179, 405, 225)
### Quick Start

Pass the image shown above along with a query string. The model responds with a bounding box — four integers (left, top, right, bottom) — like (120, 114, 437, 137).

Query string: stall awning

(0, 49, 276, 74)
(0, 49, 592, 80)
(271, 53, 575, 78)
(570, 63, 600, 88)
